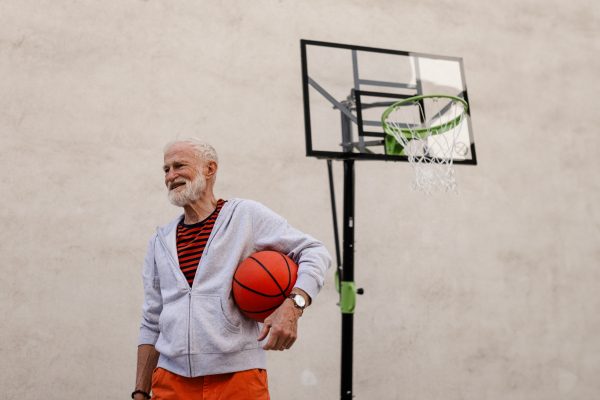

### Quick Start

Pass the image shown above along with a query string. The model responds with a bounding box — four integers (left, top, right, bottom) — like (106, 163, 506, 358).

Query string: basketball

(233, 251, 298, 323)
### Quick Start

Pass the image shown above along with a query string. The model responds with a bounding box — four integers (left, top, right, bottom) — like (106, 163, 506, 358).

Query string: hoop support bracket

(339, 281, 355, 314)
(335, 271, 364, 314)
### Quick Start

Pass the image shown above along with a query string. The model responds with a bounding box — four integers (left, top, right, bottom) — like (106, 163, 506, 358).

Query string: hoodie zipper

(156, 227, 194, 376)
(154, 201, 233, 378)
(188, 291, 192, 376)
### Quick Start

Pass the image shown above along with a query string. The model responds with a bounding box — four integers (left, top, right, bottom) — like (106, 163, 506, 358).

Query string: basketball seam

(233, 277, 284, 298)
(249, 256, 288, 300)
(279, 252, 292, 294)
(238, 304, 282, 314)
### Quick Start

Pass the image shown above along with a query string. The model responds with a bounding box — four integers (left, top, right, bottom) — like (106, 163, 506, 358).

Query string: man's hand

(257, 298, 303, 351)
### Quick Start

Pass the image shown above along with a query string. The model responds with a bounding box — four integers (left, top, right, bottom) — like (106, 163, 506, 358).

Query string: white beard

(167, 171, 207, 207)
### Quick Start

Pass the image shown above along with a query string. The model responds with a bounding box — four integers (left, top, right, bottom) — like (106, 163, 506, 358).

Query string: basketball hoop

(382, 95, 468, 195)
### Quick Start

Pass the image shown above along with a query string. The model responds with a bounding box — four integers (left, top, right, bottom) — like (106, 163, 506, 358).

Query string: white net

(383, 96, 468, 195)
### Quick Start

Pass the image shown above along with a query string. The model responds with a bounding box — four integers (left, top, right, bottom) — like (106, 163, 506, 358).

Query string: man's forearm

(134, 344, 160, 398)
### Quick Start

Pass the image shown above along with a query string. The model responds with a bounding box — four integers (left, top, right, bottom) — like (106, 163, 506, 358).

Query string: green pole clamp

(335, 269, 358, 314)
(339, 281, 356, 314)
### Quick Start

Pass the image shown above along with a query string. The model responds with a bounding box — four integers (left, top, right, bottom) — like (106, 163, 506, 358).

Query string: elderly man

(132, 138, 331, 400)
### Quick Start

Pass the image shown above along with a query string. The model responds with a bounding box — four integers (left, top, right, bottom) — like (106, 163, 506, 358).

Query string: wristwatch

(288, 293, 307, 310)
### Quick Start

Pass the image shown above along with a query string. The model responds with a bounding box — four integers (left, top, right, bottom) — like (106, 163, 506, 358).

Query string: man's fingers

(257, 322, 271, 342)
(259, 302, 300, 351)
(266, 327, 296, 351)
(280, 329, 297, 350)
(280, 337, 293, 351)
(273, 333, 287, 351)
(262, 326, 281, 350)
(283, 334, 297, 350)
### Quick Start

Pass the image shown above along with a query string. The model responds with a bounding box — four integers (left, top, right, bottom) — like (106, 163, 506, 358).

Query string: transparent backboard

(300, 40, 477, 164)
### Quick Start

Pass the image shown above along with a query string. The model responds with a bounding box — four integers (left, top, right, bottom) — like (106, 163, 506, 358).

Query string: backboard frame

(300, 39, 477, 165)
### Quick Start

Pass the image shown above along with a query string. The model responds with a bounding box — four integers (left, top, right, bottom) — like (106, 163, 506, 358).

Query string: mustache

(168, 177, 188, 190)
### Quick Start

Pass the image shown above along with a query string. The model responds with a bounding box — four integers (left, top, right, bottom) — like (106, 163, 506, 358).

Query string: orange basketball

(233, 251, 298, 323)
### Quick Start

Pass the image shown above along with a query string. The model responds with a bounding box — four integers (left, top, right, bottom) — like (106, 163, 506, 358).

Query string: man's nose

(165, 170, 178, 185)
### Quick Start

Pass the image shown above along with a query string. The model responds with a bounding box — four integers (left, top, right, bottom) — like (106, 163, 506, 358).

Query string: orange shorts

(151, 367, 269, 400)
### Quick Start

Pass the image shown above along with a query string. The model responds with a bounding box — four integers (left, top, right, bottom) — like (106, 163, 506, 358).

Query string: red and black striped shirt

(176, 199, 226, 286)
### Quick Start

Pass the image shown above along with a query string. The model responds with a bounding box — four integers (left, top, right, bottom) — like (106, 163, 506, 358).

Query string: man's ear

(206, 160, 218, 179)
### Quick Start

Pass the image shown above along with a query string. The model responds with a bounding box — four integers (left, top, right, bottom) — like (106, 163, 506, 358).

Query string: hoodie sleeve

(138, 234, 163, 346)
(251, 201, 332, 302)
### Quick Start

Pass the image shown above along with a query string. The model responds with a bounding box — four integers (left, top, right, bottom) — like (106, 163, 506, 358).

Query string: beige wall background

(1, 0, 599, 399)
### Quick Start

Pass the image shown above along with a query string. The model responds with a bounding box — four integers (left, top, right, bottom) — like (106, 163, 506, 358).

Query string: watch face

(293, 294, 306, 308)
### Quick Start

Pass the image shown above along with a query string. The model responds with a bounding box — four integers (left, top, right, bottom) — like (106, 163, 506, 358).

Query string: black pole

(327, 160, 342, 279)
(341, 159, 355, 400)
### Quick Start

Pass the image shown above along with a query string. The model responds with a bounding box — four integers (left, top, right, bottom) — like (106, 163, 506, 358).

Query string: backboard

(301, 40, 477, 164)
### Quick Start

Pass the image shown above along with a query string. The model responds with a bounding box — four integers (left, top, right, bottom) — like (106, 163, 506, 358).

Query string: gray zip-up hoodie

(138, 198, 332, 377)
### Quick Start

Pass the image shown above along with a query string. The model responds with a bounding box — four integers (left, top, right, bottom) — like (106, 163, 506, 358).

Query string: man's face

(163, 143, 206, 207)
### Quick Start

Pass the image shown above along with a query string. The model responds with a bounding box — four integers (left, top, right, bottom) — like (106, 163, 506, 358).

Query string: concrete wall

(1, 0, 598, 399)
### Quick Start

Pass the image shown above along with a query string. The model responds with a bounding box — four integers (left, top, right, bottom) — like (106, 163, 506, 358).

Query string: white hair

(164, 137, 219, 165)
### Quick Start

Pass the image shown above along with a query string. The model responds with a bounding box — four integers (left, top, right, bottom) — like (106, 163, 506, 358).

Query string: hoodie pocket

(190, 295, 244, 354)
(154, 296, 189, 358)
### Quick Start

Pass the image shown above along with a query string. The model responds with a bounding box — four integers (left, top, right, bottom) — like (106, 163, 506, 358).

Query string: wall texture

(1, 0, 599, 399)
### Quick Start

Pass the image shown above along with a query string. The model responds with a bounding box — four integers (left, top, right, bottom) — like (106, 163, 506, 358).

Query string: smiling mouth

(170, 182, 186, 191)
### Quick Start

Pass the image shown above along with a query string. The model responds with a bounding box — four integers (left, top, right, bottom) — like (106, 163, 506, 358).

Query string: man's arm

(250, 201, 332, 351)
(135, 236, 163, 398)
(257, 288, 310, 351)
(133, 345, 160, 399)
(251, 202, 331, 305)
